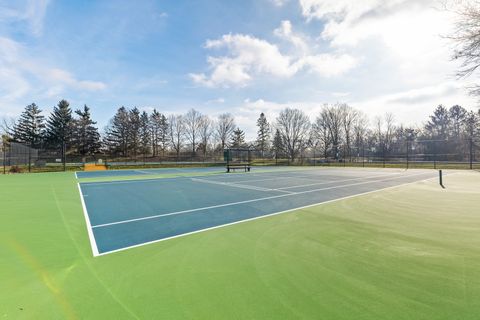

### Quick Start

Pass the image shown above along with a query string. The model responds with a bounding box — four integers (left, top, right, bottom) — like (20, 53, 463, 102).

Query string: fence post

(433, 140, 437, 170)
(362, 143, 365, 168)
(313, 148, 316, 167)
(2, 141, 6, 174)
(28, 143, 32, 173)
(470, 138, 473, 170)
(406, 139, 409, 169)
(383, 145, 386, 168)
(63, 142, 66, 172)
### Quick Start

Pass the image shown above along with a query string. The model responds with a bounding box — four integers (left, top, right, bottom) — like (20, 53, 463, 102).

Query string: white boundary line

(277, 172, 400, 190)
(77, 183, 100, 257)
(134, 170, 155, 175)
(74, 171, 78, 179)
(95, 171, 443, 257)
(78, 167, 402, 186)
(92, 171, 432, 229)
(191, 177, 295, 194)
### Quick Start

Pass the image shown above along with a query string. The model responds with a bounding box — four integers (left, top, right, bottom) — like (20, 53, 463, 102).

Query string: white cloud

(332, 91, 351, 97)
(25, 0, 51, 36)
(190, 34, 296, 87)
(274, 20, 309, 53)
(205, 97, 225, 104)
(269, 0, 289, 7)
(191, 25, 357, 87)
(353, 81, 478, 125)
(298, 0, 456, 81)
(291, 0, 473, 121)
(229, 79, 477, 140)
(0, 35, 107, 113)
(299, 54, 357, 77)
(0, 0, 51, 36)
(47, 68, 107, 91)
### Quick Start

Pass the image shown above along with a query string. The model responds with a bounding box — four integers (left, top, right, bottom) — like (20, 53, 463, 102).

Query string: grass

(1, 169, 480, 319)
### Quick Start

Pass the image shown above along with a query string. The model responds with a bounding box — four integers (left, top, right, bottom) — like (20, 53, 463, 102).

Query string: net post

(439, 169, 444, 188)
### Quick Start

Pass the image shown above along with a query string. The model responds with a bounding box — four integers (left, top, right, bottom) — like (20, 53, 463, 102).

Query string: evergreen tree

(255, 112, 270, 156)
(12, 103, 45, 147)
(128, 107, 142, 158)
(140, 111, 151, 156)
(104, 107, 130, 156)
(158, 114, 169, 156)
(150, 109, 161, 156)
(272, 129, 284, 159)
(46, 99, 73, 149)
(230, 128, 246, 148)
(73, 105, 101, 156)
(150, 110, 169, 157)
(425, 105, 450, 139)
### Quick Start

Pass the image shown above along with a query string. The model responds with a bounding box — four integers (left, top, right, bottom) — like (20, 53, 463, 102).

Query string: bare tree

(198, 115, 213, 158)
(448, 1, 480, 95)
(168, 114, 185, 159)
(184, 108, 202, 154)
(276, 108, 311, 161)
(353, 111, 369, 157)
(340, 103, 358, 161)
(323, 104, 343, 160)
(312, 111, 331, 159)
(384, 112, 396, 153)
(215, 113, 236, 150)
(0, 118, 12, 157)
(374, 115, 383, 149)
(1, 117, 16, 136)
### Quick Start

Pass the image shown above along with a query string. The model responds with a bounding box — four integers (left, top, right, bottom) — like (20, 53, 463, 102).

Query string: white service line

(95, 171, 445, 257)
(277, 172, 401, 190)
(77, 183, 100, 256)
(191, 177, 295, 194)
(92, 171, 433, 229)
(210, 175, 296, 183)
(219, 175, 318, 184)
(134, 170, 154, 174)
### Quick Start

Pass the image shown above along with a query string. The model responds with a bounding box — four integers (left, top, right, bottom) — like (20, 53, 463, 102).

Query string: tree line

(2, 99, 480, 162)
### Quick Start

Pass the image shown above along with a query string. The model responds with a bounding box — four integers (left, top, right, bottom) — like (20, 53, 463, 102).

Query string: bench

(226, 163, 251, 173)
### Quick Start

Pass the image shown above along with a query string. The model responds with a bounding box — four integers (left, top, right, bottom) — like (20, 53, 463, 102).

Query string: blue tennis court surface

(78, 168, 438, 256)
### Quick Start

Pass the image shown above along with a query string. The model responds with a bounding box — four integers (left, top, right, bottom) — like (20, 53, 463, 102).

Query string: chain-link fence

(0, 143, 228, 173)
(0, 142, 75, 173)
(298, 138, 480, 170)
(1, 138, 479, 174)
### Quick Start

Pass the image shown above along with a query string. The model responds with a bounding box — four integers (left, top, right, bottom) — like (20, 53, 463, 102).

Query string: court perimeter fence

(1, 138, 479, 174)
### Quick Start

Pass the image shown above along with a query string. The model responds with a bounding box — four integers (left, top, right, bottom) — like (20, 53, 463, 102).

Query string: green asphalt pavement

(1, 169, 480, 319)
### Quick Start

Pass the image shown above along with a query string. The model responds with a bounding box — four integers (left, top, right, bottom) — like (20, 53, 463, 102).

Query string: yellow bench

(84, 163, 107, 171)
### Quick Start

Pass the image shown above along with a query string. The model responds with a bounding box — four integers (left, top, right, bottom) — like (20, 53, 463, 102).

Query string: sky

(0, 0, 477, 139)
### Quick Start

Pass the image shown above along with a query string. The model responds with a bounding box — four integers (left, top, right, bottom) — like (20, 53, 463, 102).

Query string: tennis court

(78, 168, 439, 256)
